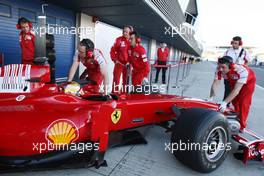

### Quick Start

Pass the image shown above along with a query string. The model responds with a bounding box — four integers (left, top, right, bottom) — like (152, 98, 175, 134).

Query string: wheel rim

(205, 126, 228, 162)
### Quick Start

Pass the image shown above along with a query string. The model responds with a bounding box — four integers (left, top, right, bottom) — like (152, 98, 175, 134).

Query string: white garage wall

(169, 47, 174, 64)
(78, 13, 96, 76)
(95, 21, 123, 87)
(78, 17, 168, 89)
(149, 39, 157, 64)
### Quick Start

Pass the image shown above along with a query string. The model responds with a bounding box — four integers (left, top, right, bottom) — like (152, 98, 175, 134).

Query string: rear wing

(0, 64, 31, 93)
(0, 64, 51, 94)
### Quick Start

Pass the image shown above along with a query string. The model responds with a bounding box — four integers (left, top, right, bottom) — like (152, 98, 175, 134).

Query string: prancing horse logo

(111, 109, 122, 124)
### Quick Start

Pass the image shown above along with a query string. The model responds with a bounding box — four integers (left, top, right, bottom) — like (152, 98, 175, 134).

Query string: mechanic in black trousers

(155, 43, 169, 84)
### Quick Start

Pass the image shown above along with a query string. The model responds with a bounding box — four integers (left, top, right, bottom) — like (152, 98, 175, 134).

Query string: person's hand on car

(218, 101, 227, 112)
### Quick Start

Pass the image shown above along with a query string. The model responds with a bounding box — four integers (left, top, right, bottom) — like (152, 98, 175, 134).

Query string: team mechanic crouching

(67, 39, 109, 94)
(210, 56, 256, 131)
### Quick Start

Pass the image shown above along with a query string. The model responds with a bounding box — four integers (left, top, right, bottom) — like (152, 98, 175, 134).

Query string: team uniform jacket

(75, 49, 106, 93)
(128, 45, 150, 86)
(157, 47, 169, 62)
(110, 36, 130, 65)
(19, 31, 35, 64)
(224, 48, 251, 65)
(215, 64, 256, 129)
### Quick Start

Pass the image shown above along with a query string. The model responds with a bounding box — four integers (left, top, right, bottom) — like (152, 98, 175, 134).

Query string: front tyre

(171, 108, 231, 173)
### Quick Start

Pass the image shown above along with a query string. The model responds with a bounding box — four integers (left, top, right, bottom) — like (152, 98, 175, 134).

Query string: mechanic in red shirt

(110, 25, 133, 92)
(210, 56, 256, 131)
(67, 39, 109, 94)
(155, 43, 169, 84)
(222, 36, 251, 106)
(128, 31, 150, 87)
(17, 17, 35, 64)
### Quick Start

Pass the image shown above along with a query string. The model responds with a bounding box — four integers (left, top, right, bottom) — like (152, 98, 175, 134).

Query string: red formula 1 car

(0, 60, 263, 173)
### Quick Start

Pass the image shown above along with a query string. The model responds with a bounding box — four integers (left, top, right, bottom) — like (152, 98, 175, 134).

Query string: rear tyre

(171, 108, 230, 173)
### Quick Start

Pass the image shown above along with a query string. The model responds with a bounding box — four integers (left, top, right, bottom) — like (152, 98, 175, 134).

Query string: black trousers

(224, 79, 231, 106)
(155, 61, 167, 84)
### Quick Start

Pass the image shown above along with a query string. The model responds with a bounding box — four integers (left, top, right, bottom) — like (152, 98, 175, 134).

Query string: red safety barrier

(149, 63, 178, 93)
(149, 59, 192, 94)
(152, 64, 172, 68)
(152, 63, 186, 68)
(148, 59, 183, 63)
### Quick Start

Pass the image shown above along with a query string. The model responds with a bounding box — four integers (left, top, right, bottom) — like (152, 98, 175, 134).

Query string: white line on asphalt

(256, 84, 264, 90)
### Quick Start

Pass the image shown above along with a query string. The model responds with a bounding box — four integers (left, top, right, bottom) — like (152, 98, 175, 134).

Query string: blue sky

(195, 0, 264, 47)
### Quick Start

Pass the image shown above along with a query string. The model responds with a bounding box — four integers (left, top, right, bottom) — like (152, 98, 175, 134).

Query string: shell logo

(45, 119, 79, 145)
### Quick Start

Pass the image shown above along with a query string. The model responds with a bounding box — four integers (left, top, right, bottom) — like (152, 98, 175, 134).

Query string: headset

(218, 56, 234, 69)
(86, 50, 94, 58)
(124, 25, 134, 32)
(130, 31, 141, 44)
(231, 36, 243, 46)
(80, 39, 94, 58)
(136, 37, 141, 44)
(16, 17, 33, 29)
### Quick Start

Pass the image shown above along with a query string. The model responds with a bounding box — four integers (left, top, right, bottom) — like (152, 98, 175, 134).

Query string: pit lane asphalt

(251, 66, 264, 88)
